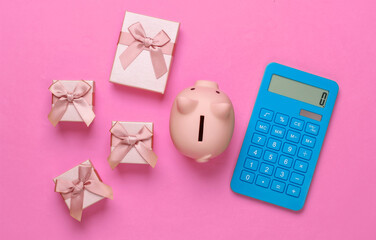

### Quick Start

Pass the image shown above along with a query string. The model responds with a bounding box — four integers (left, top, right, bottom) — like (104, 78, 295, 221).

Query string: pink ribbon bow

(118, 22, 174, 79)
(48, 81, 95, 127)
(55, 164, 113, 222)
(108, 122, 158, 169)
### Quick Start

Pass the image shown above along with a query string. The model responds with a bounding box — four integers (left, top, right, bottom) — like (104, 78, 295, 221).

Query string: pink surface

(0, 0, 375, 239)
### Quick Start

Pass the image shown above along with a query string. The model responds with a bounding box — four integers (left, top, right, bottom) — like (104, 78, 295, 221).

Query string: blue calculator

(230, 63, 338, 211)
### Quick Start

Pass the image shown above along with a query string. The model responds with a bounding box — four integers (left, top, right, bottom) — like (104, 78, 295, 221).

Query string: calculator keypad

(256, 121, 270, 133)
(271, 126, 285, 138)
(271, 180, 285, 192)
(305, 123, 320, 135)
(286, 130, 301, 143)
(278, 155, 293, 168)
(290, 118, 304, 130)
(248, 146, 262, 158)
(282, 143, 297, 155)
(301, 135, 316, 148)
(241, 110, 319, 198)
(275, 113, 289, 126)
(264, 151, 278, 163)
(256, 175, 270, 188)
(259, 163, 274, 176)
(298, 147, 312, 160)
(267, 138, 282, 151)
(290, 172, 304, 185)
(240, 171, 255, 184)
(294, 160, 308, 173)
(275, 168, 289, 180)
(286, 185, 301, 197)
(252, 133, 267, 146)
(244, 158, 259, 171)
(259, 108, 274, 121)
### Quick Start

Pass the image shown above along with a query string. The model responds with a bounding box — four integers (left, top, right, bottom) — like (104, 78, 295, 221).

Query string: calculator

(230, 63, 338, 211)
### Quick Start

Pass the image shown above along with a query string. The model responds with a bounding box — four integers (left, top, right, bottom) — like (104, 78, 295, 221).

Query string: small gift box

(109, 11, 180, 94)
(53, 160, 113, 222)
(48, 80, 95, 127)
(107, 121, 158, 169)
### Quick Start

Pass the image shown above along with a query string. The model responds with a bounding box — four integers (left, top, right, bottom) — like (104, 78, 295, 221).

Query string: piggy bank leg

(196, 154, 212, 163)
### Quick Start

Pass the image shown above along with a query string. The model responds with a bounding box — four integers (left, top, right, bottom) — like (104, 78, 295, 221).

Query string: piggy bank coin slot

(198, 115, 205, 142)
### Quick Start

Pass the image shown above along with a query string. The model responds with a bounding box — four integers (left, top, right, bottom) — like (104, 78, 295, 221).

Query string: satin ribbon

(48, 81, 95, 127)
(118, 22, 174, 79)
(55, 164, 113, 222)
(108, 122, 158, 169)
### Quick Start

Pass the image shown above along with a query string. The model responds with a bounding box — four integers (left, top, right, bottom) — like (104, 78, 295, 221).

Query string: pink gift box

(53, 160, 113, 222)
(108, 121, 157, 168)
(109, 11, 180, 94)
(49, 80, 95, 124)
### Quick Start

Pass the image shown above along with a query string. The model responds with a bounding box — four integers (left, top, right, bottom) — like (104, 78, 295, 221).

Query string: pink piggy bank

(169, 80, 235, 162)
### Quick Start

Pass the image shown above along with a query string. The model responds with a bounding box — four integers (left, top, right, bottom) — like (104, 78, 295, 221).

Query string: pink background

(1, 0, 375, 239)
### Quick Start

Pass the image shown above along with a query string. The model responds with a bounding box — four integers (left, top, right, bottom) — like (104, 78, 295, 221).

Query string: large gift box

(48, 80, 95, 127)
(109, 11, 180, 94)
(107, 121, 158, 169)
(53, 160, 113, 222)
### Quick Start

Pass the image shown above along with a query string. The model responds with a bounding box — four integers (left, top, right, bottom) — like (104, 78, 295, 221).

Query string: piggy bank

(169, 80, 235, 162)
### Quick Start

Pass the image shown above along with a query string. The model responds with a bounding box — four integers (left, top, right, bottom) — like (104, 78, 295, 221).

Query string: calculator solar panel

(231, 63, 338, 211)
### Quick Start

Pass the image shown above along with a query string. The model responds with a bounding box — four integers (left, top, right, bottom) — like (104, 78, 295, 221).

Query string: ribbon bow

(107, 122, 158, 169)
(48, 81, 95, 127)
(118, 22, 173, 79)
(55, 164, 113, 222)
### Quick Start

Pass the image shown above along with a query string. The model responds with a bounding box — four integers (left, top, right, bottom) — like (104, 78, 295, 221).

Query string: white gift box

(110, 121, 154, 165)
(53, 160, 104, 210)
(51, 80, 95, 122)
(109, 11, 180, 94)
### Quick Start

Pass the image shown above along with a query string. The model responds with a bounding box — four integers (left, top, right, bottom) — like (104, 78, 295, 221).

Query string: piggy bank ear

(211, 102, 232, 119)
(176, 96, 198, 114)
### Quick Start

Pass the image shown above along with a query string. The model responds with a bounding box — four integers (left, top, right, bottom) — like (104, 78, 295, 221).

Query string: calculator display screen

(268, 75, 329, 108)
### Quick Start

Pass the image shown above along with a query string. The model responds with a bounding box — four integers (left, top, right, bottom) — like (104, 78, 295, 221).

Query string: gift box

(107, 121, 158, 169)
(53, 160, 113, 222)
(48, 80, 95, 127)
(109, 11, 180, 94)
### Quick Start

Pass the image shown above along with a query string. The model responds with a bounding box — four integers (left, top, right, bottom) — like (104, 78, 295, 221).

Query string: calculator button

(294, 160, 308, 173)
(240, 171, 255, 184)
(266, 138, 282, 151)
(275, 113, 289, 126)
(282, 143, 297, 155)
(305, 122, 320, 135)
(244, 158, 259, 171)
(255, 121, 270, 133)
(248, 146, 262, 158)
(290, 118, 304, 130)
(251, 133, 267, 146)
(271, 180, 286, 193)
(301, 135, 316, 148)
(271, 126, 286, 138)
(298, 147, 312, 160)
(259, 108, 274, 121)
(290, 172, 305, 185)
(263, 151, 278, 163)
(278, 155, 293, 168)
(286, 185, 301, 198)
(255, 175, 270, 188)
(259, 163, 274, 176)
(286, 130, 301, 143)
(275, 168, 289, 180)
